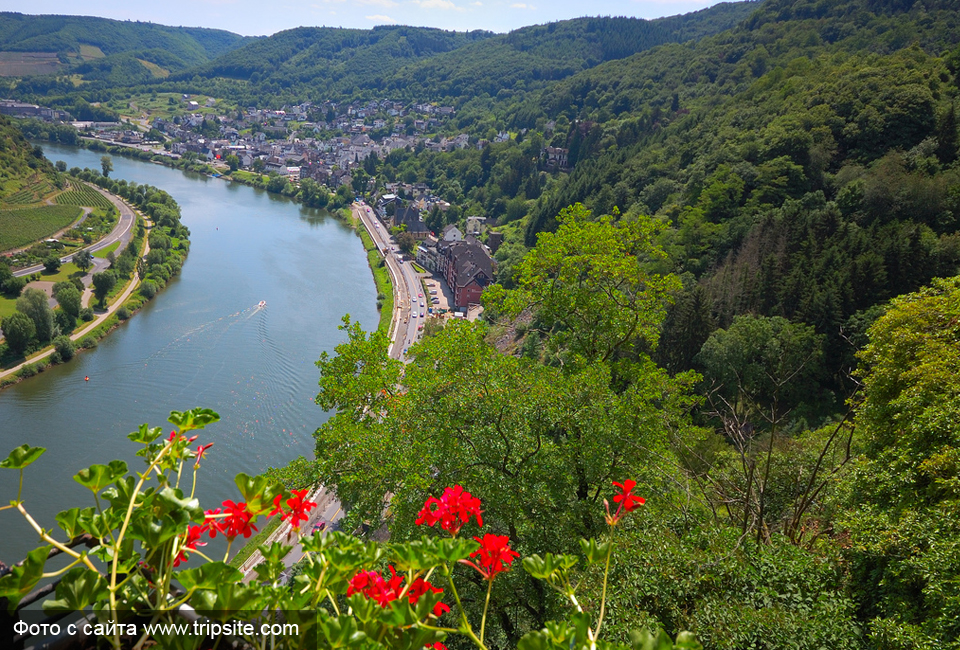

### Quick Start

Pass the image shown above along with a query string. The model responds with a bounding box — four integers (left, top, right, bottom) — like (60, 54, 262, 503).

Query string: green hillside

(0, 12, 250, 78)
(0, 114, 57, 203)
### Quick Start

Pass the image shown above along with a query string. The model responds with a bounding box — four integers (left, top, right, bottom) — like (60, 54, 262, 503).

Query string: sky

(3, 0, 732, 37)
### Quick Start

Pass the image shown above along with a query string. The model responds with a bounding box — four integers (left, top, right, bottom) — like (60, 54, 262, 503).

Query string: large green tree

(840, 274, 960, 646)
(16, 287, 54, 343)
(2, 311, 36, 354)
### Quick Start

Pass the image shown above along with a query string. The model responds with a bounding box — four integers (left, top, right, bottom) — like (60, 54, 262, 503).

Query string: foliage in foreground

(0, 408, 696, 650)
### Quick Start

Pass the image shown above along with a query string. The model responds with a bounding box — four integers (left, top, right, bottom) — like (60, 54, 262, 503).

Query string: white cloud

(414, 0, 460, 10)
(366, 13, 398, 22)
(510, 2, 534, 8)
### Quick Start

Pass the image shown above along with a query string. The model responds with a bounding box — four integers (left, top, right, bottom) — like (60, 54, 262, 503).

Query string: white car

(420, 301, 424, 307)
(420, 311, 425, 318)
(411, 312, 417, 318)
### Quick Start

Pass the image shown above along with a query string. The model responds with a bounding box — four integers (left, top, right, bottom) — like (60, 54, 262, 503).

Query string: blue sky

(5, 0, 731, 37)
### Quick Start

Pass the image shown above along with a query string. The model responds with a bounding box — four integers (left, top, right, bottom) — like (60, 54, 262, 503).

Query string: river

(0, 143, 379, 564)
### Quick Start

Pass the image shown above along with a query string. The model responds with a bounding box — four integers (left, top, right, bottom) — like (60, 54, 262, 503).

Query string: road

(13, 185, 138, 280)
(351, 200, 425, 358)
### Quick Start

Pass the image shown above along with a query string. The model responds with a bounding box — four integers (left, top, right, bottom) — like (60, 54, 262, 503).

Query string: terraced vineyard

(0, 176, 55, 206)
(0, 204, 82, 251)
(54, 183, 113, 209)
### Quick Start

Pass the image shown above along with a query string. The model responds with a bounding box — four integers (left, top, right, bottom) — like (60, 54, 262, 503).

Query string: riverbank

(0, 174, 189, 389)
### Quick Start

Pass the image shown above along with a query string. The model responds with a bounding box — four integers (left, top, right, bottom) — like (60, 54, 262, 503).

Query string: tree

(1, 311, 36, 354)
(73, 249, 93, 273)
(484, 204, 680, 369)
(55, 160, 67, 172)
(16, 287, 54, 343)
(55, 285, 82, 318)
(101, 155, 113, 177)
(91, 271, 116, 308)
(396, 231, 417, 255)
(840, 274, 960, 644)
(225, 154, 239, 172)
(43, 254, 61, 273)
(313, 208, 697, 641)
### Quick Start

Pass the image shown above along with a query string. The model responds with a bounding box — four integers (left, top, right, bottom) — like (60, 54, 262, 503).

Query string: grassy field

(0, 205, 82, 251)
(93, 242, 120, 258)
(38, 263, 83, 282)
(0, 295, 16, 320)
(55, 184, 113, 209)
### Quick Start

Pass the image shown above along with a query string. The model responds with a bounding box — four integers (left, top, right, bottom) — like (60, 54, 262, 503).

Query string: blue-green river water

(0, 143, 378, 564)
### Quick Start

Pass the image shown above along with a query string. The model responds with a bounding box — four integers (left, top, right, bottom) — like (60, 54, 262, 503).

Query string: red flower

(467, 534, 519, 581)
(606, 479, 645, 525)
(425, 644, 447, 650)
(173, 525, 207, 567)
(612, 480, 645, 512)
(347, 566, 405, 607)
(202, 507, 227, 538)
(220, 500, 258, 540)
(272, 489, 318, 528)
(416, 485, 483, 536)
(194, 443, 214, 466)
(408, 577, 450, 617)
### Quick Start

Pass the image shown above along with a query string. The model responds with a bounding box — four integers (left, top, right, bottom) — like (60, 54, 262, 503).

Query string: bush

(17, 364, 36, 378)
(79, 336, 97, 349)
(53, 335, 75, 361)
(116, 306, 130, 321)
(80, 307, 94, 322)
(139, 279, 157, 299)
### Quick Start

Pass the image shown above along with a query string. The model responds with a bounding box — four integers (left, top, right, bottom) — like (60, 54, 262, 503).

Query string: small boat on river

(258, 300, 266, 308)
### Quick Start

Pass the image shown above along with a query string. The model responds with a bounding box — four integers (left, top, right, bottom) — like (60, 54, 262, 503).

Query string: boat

(258, 300, 266, 308)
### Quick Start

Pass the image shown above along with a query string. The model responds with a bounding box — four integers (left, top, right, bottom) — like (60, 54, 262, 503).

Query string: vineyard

(54, 183, 113, 209)
(0, 204, 82, 251)
(0, 176, 56, 207)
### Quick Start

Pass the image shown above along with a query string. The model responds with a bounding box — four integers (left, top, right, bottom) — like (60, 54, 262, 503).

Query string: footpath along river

(0, 143, 379, 564)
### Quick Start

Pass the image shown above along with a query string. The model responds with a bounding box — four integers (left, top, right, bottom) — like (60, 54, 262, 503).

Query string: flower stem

(479, 579, 493, 645)
(593, 537, 615, 642)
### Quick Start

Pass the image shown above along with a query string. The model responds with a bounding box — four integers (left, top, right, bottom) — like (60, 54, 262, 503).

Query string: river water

(0, 143, 379, 564)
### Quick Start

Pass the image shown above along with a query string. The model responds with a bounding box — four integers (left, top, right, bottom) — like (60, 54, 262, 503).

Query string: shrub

(116, 306, 130, 321)
(139, 279, 157, 299)
(17, 364, 36, 378)
(53, 335, 75, 361)
(80, 307, 95, 322)
(79, 336, 97, 349)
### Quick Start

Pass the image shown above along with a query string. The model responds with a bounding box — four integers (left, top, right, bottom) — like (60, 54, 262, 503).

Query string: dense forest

(1, 0, 960, 648)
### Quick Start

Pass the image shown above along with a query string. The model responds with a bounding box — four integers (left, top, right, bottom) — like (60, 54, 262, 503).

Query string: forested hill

(0, 13, 251, 81)
(124, 3, 759, 105)
(375, 4, 761, 102)
(465, 0, 956, 384)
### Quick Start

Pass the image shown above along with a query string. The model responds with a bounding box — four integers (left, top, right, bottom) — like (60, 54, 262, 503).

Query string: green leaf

(0, 444, 45, 470)
(127, 423, 164, 445)
(317, 614, 368, 648)
(43, 567, 106, 612)
(579, 538, 613, 565)
(0, 545, 50, 612)
(234, 472, 284, 515)
(56, 508, 83, 539)
(168, 408, 220, 431)
(523, 553, 579, 581)
(176, 562, 243, 591)
(74, 460, 128, 493)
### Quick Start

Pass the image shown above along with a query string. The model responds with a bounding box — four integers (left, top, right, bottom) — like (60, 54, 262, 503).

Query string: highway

(351, 200, 425, 359)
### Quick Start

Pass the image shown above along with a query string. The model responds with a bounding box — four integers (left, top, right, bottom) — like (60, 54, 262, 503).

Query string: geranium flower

(194, 443, 214, 467)
(416, 485, 483, 536)
(201, 507, 227, 538)
(220, 500, 258, 540)
(271, 489, 318, 528)
(173, 525, 207, 567)
(466, 533, 519, 581)
(605, 479, 645, 525)
(347, 566, 405, 607)
(408, 577, 450, 617)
